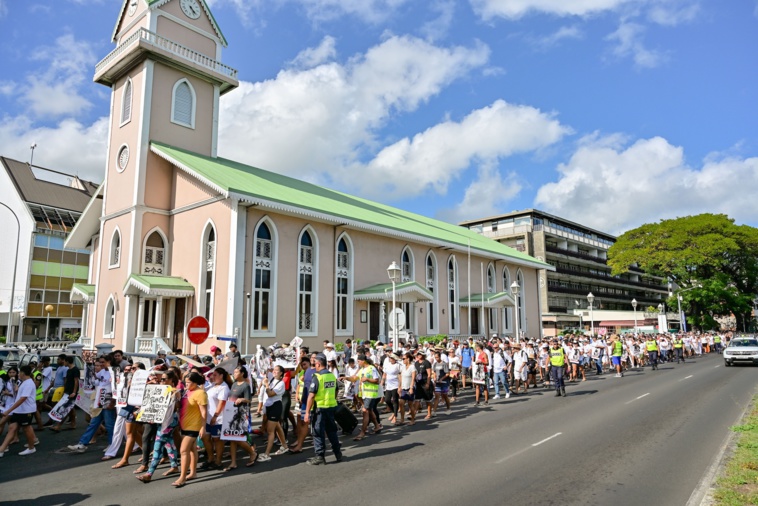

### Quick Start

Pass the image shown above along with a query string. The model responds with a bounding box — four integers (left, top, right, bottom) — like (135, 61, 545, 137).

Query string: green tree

(608, 214, 758, 331)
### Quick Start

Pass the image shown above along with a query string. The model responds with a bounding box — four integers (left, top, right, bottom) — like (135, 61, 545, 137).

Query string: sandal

(273, 447, 289, 456)
(101, 456, 115, 461)
(246, 457, 257, 467)
(223, 465, 237, 472)
(133, 465, 147, 474)
(171, 481, 186, 488)
(163, 467, 179, 477)
(136, 474, 152, 483)
(353, 435, 366, 441)
(112, 462, 130, 469)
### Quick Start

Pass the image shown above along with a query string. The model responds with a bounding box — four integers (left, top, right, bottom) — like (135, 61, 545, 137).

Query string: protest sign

(221, 401, 250, 441)
(116, 372, 130, 408)
(131, 356, 152, 369)
(135, 385, 173, 424)
(93, 386, 109, 409)
(209, 357, 238, 376)
(176, 354, 204, 368)
(49, 395, 76, 422)
(127, 370, 150, 406)
(76, 390, 100, 416)
(82, 363, 96, 393)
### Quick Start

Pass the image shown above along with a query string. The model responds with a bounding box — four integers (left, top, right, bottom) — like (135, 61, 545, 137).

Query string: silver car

(724, 336, 758, 366)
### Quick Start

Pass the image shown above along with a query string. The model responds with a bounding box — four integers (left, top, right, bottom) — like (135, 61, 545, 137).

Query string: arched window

(503, 267, 512, 334)
(171, 78, 196, 129)
(487, 264, 497, 334)
(400, 247, 414, 333)
(426, 253, 437, 334)
(109, 228, 121, 268)
(517, 269, 526, 336)
(121, 78, 132, 125)
(104, 297, 116, 339)
(447, 256, 459, 335)
(142, 229, 166, 275)
(335, 235, 353, 334)
(297, 228, 317, 334)
(199, 224, 216, 323)
(252, 220, 276, 334)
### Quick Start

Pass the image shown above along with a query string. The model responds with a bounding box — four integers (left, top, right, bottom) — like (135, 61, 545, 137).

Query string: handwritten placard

(127, 370, 150, 406)
(135, 385, 173, 424)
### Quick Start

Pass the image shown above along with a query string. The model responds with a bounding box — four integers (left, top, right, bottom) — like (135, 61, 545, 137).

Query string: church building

(66, 0, 552, 354)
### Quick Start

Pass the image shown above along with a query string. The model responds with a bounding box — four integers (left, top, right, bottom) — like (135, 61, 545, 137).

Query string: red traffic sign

(187, 316, 210, 345)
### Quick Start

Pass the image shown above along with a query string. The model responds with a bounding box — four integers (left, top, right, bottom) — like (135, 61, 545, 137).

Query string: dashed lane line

(495, 433, 563, 464)
(679, 375, 694, 381)
(625, 392, 650, 405)
(532, 432, 562, 447)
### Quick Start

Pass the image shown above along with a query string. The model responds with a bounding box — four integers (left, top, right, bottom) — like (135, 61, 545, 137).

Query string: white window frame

(503, 266, 512, 334)
(104, 296, 116, 339)
(141, 298, 158, 336)
(198, 221, 216, 327)
(296, 226, 318, 336)
(517, 269, 526, 336)
(120, 77, 133, 127)
(170, 78, 196, 129)
(250, 218, 277, 337)
(142, 227, 167, 275)
(335, 233, 353, 336)
(109, 227, 121, 269)
(426, 251, 437, 335)
(401, 246, 414, 282)
(447, 255, 459, 335)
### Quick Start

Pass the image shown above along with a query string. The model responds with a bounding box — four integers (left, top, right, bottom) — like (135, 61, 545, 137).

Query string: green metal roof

(71, 283, 96, 303)
(459, 291, 515, 307)
(354, 281, 433, 302)
(150, 142, 553, 271)
(124, 274, 195, 297)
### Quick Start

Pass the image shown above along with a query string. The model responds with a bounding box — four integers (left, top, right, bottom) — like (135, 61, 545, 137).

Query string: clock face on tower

(180, 0, 202, 19)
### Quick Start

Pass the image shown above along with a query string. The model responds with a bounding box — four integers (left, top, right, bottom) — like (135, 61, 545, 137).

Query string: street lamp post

(510, 281, 520, 343)
(673, 284, 701, 333)
(44, 304, 54, 345)
(631, 298, 638, 334)
(387, 261, 401, 349)
(0, 203, 21, 344)
(587, 292, 595, 337)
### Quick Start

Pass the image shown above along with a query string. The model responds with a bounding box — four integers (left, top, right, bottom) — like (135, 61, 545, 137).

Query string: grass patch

(714, 398, 758, 506)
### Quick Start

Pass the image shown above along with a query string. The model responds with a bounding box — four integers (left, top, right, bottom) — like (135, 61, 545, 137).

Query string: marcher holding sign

(137, 370, 181, 483)
(127, 370, 150, 406)
(201, 368, 231, 470)
(221, 365, 258, 470)
(50, 356, 79, 432)
(135, 384, 173, 424)
(174, 371, 208, 488)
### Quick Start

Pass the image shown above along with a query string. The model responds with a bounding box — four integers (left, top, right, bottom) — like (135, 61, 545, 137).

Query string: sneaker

(0, 450, 5, 458)
(493, 395, 501, 400)
(257, 454, 271, 462)
(67, 444, 87, 453)
(307, 456, 326, 466)
(34, 439, 40, 446)
(19, 448, 36, 456)
(505, 392, 511, 399)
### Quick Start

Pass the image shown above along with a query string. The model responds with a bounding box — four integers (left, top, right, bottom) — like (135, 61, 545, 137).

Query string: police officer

(304, 354, 343, 465)
(673, 336, 685, 364)
(610, 335, 624, 378)
(713, 335, 722, 354)
(646, 336, 659, 370)
(549, 340, 567, 397)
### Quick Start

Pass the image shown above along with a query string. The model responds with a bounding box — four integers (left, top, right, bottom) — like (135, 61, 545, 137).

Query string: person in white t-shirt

(382, 354, 401, 424)
(512, 344, 529, 394)
(259, 365, 288, 461)
(201, 367, 231, 469)
(0, 366, 38, 457)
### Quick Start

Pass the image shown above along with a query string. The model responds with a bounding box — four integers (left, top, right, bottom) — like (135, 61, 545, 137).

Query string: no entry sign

(187, 316, 210, 345)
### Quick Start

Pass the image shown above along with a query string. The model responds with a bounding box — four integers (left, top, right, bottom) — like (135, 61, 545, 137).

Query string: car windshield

(731, 339, 758, 347)
(0, 350, 18, 360)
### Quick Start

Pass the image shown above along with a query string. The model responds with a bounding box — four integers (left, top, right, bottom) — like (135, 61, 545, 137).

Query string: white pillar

(136, 296, 145, 339)
(155, 296, 164, 339)
(167, 298, 176, 348)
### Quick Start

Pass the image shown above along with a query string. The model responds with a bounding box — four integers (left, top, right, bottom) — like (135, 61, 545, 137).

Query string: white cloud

(470, 0, 634, 20)
(437, 164, 523, 223)
(534, 134, 758, 234)
(0, 115, 108, 182)
(606, 21, 667, 68)
(217, 35, 491, 184)
(352, 99, 570, 199)
(530, 25, 584, 50)
(648, 1, 699, 26)
(289, 36, 337, 69)
(0, 0, 8, 18)
(421, 0, 456, 41)
(21, 34, 97, 117)
(294, 0, 410, 23)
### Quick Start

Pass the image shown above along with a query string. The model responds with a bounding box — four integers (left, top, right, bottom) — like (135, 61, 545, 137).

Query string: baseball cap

(210, 346, 220, 353)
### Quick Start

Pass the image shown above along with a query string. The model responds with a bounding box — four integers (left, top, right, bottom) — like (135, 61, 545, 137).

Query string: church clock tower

(90, 0, 238, 351)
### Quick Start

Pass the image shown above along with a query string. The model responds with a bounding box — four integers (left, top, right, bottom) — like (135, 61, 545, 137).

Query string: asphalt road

(1, 353, 756, 506)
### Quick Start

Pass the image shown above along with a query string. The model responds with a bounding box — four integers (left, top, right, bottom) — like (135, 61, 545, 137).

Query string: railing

(542, 224, 613, 249)
(299, 313, 313, 332)
(134, 336, 170, 354)
(548, 306, 569, 313)
(546, 244, 607, 265)
(552, 266, 667, 291)
(485, 225, 533, 239)
(96, 28, 238, 79)
(546, 284, 662, 305)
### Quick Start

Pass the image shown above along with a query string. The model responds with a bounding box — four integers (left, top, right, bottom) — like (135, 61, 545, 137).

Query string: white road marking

(495, 447, 531, 464)
(532, 433, 562, 447)
(714, 365, 720, 368)
(625, 393, 650, 405)
(679, 375, 694, 381)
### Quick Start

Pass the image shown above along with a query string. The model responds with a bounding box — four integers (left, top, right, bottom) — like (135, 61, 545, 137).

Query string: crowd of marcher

(0, 330, 732, 483)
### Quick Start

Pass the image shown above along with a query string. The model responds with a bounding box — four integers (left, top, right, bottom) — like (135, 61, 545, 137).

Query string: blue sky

(0, 0, 756, 235)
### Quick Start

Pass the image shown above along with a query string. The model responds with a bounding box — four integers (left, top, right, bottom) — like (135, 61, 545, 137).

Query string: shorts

(434, 383, 449, 394)
(611, 356, 622, 366)
(10, 413, 34, 426)
(415, 382, 434, 401)
(118, 405, 137, 422)
(205, 423, 222, 437)
(461, 366, 471, 377)
(265, 401, 283, 422)
(362, 397, 379, 411)
(400, 389, 415, 401)
(181, 429, 200, 438)
(515, 369, 528, 382)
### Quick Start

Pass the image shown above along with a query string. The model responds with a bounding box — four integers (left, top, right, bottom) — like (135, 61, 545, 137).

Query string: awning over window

(459, 291, 515, 308)
(70, 283, 96, 303)
(354, 281, 433, 303)
(123, 274, 195, 297)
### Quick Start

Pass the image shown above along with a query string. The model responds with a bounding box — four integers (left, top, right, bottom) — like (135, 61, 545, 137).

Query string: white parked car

(724, 336, 758, 366)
